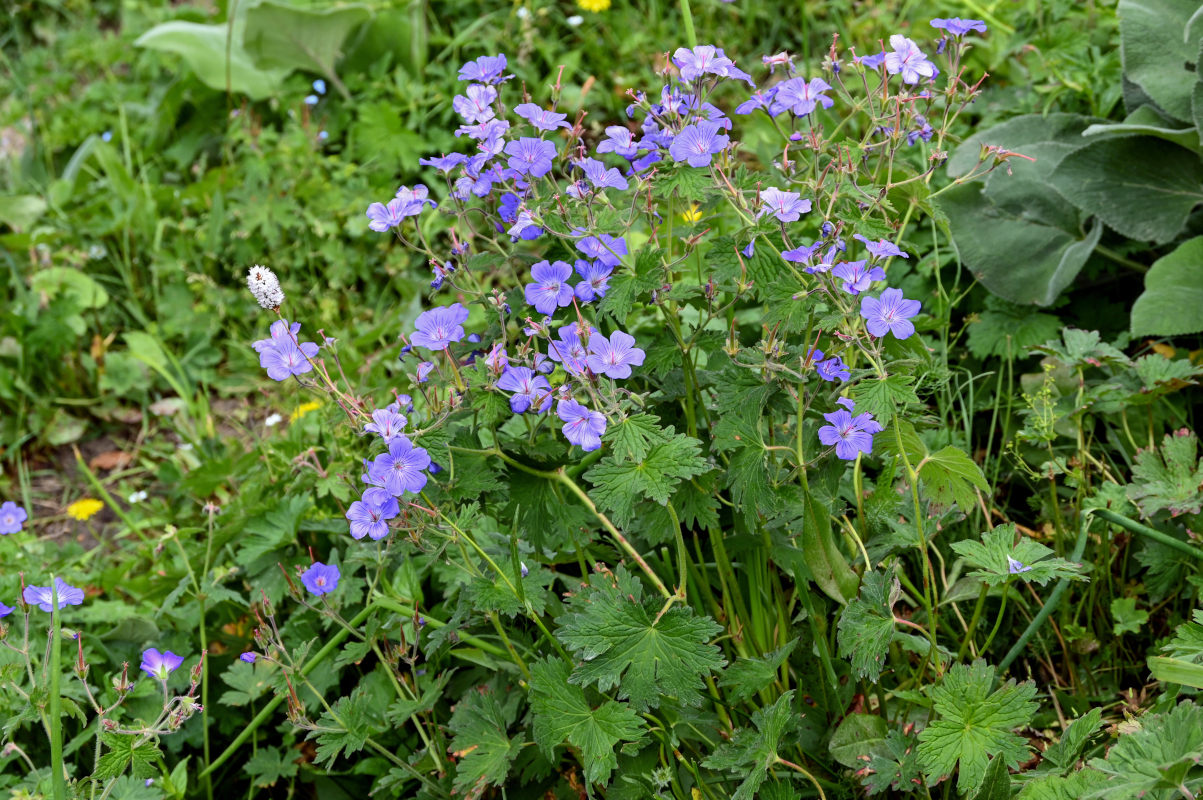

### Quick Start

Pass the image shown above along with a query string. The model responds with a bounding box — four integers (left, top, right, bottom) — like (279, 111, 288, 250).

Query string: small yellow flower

(67, 498, 104, 521)
(577, 0, 610, 11)
(290, 400, 322, 422)
(681, 203, 703, 223)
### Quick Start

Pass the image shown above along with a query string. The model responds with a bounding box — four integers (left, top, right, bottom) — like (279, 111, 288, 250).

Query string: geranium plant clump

(230, 19, 1105, 798)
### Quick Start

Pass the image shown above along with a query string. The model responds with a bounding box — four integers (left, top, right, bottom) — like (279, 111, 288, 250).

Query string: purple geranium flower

(816, 356, 851, 383)
(757, 188, 812, 223)
(586, 331, 645, 379)
(0, 601, 15, 618)
(411, 303, 469, 351)
(597, 126, 641, 158)
(1007, 556, 1033, 575)
(578, 158, 629, 191)
(818, 407, 884, 460)
(861, 288, 921, 339)
(0, 501, 27, 534)
(775, 77, 835, 117)
(574, 260, 612, 302)
(346, 494, 399, 540)
(140, 648, 184, 681)
(419, 153, 470, 172)
(557, 399, 607, 451)
(831, 260, 886, 295)
(576, 234, 627, 267)
(884, 35, 937, 84)
(854, 234, 909, 260)
(546, 324, 592, 376)
(394, 185, 436, 215)
(525, 260, 575, 314)
(496, 366, 553, 413)
(505, 137, 557, 178)
(364, 409, 408, 443)
(416, 361, 436, 382)
(366, 198, 409, 232)
(240, 652, 257, 663)
(370, 436, 431, 496)
(514, 103, 570, 131)
(669, 121, 730, 167)
(855, 50, 888, 70)
(458, 54, 510, 84)
(671, 45, 754, 86)
(931, 17, 987, 36)
(301, 562, 340, 596)
(23, 578, 85, 612)
(735, 87, 781, 116)
(452, 84, 498, 123)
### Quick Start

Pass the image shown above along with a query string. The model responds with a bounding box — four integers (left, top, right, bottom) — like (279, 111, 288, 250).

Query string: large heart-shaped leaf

(938, 180, 1103, 306)
(1130, 236, 1203, 336)
(1050, 136, 1203, 244)
(135, 20, 288, 99)
(1118, 0, 1202, 122)
(242, 1, 371, 84)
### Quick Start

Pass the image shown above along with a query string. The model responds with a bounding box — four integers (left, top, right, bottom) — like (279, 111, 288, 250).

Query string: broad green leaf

(1161, 609, 1203, 662)
(0, 195, 47, 230)
(862, 729, 924, 796)
(1042, 708, 1105, 771)
(799, 486, 859, 604)
(946, 113, 1100, 181)
(974, 754, 1013, 800)
(604, 413, 672, 462)
(244, 749, 298, 787)
(1118, 0, 1201, 122)
(307, 678, 390, 767)
(939, 180, 1103, 306)
(1049, 137, 1203, 244)
(916, 661, 1038, 795)
(94, 733, 162, 781)
(1082, 105, 1203, 154)
(528, 658, 644, 786)
(830, 713, 888, 768)
(967, 301, 1063, 359)
(718, 640, 798, 703)
(1111, 597, 1149, 635)
(837, 569, 899, 682)
(584, 432, 711, 525)
(703, 691, 798, 800)
(951, 524, 1087, 587)
(219, 658, 273, 707)
(243, 2, 371, 85)
(849, 374, 918, 420)
(135, 20, 288, 99)
(1126, 429, 1203, 516)
(447, 687, 523, 793)
(1148, 656, 1203, 689)
(1086, 701, 1203, 798)
(917, 446, 989, 513)
(30, 267, 108, 309)
(1130, 236, 1203, 337)
(556, 566, 725, 710)
(1017, 768, 1109, 800)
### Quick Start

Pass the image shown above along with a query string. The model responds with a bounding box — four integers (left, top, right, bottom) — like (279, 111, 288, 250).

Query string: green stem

(50, 578, 67, 800)
(1092, 508, 1203, 562)
(956, 583, 989, 661)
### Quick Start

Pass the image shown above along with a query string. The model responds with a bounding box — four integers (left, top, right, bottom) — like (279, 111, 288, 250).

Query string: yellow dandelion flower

(67, 498, 104, 521)
(577, 0, 611, 12)
(290, 400, 322, 422)
(681, 203, 703, 223)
